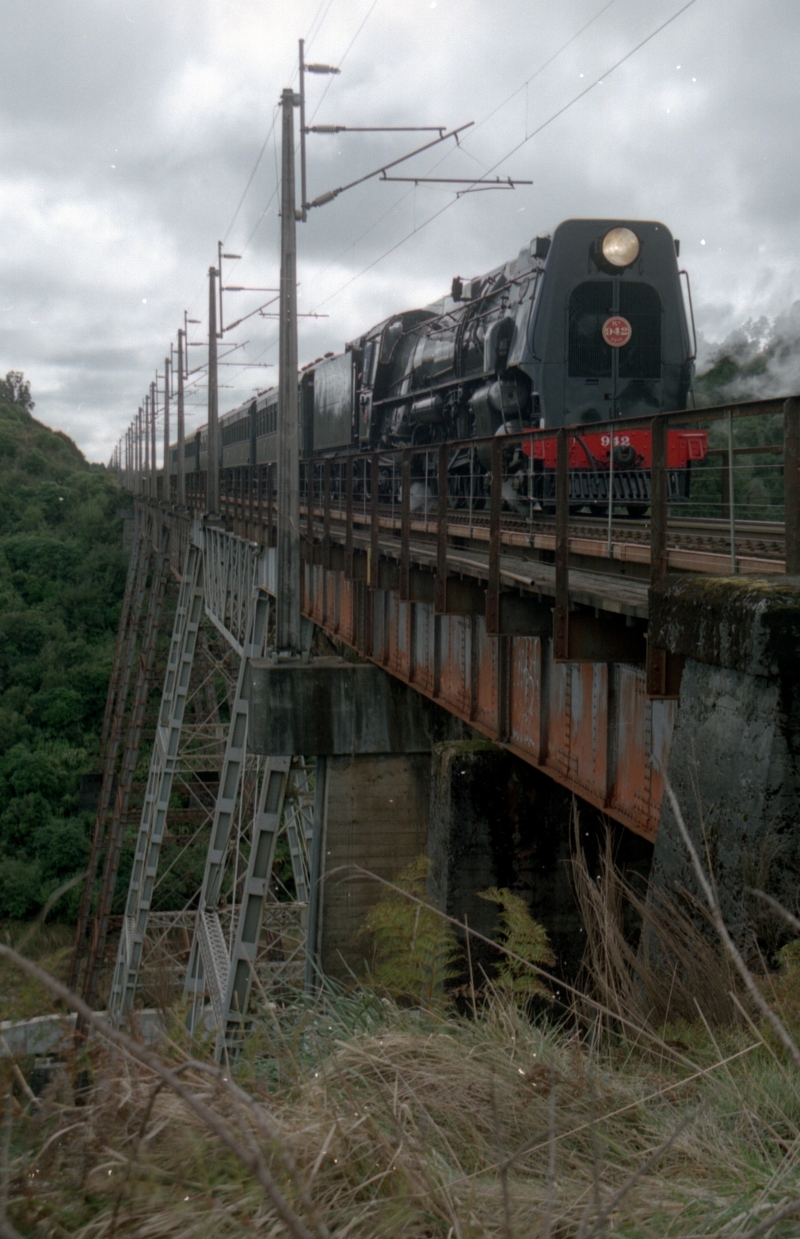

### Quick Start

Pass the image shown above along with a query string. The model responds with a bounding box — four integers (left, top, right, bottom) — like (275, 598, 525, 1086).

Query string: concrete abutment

(649, 576, 800, 950)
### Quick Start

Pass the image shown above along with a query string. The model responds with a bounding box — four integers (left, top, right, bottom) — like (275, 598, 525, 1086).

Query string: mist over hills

(695, 304, 800, 407)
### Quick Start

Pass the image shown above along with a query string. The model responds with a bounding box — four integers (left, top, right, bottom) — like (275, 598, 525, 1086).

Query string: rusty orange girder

(303, 563, 674, 841)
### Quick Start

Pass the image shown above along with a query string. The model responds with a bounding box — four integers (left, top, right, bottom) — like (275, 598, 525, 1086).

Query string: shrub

(0, 792, 52, 852)
(33, 687, 86, 733)
(34, 817, 90, 880)
(2, 746, 62, 800)
(0, 854, 42, 917)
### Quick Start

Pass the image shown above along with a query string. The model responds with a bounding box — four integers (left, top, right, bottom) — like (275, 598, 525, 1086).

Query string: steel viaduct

(66, 395, 800, 1058)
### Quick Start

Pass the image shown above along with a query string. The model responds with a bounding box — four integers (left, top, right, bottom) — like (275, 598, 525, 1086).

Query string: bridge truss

(72, 508, 319, 1060)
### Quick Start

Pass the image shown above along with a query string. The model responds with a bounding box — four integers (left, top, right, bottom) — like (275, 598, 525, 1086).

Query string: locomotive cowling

(527, 219, 694, 428)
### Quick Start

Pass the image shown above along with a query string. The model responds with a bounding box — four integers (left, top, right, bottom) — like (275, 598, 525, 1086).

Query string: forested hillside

(0, 378, 127, 919)
(694, 308, 800, 407)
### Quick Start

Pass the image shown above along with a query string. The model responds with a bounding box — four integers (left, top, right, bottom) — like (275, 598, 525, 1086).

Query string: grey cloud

(2, 0, 800, 460)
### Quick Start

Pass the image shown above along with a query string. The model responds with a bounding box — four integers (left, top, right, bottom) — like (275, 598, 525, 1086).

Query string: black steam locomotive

(181, 219, 706, 509)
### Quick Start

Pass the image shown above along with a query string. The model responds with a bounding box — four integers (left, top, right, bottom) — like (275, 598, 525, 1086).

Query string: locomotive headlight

(601, 227, 640, 267)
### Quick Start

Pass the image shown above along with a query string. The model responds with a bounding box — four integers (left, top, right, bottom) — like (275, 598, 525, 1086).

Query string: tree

(0, 370, 34, 411)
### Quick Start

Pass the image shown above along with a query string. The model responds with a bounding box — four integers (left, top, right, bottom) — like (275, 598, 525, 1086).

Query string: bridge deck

(353, 519, 653, 616)
(119, 395, 800, 840)
(221, 497, 784, 617)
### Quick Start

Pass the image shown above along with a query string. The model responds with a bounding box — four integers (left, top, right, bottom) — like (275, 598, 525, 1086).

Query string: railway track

(319, 501, 786, 565)
(220, 485, 786, 580)
(508, 514, 785, 561)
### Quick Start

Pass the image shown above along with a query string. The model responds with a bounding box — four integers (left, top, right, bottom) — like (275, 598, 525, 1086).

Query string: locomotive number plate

(602, 316, 632, 347)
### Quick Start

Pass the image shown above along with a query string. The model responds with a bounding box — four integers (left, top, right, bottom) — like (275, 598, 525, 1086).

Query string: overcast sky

(2, 0, 799, 462)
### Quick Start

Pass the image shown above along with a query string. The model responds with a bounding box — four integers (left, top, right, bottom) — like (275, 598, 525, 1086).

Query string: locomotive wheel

(625, 503, 648, 519)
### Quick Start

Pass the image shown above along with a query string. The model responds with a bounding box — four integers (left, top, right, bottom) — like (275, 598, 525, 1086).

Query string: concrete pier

(649, 576, 800, 947)
(250, 657, 466, 981)
(320, 754, 432, 979)
(427, 740, 653, 979)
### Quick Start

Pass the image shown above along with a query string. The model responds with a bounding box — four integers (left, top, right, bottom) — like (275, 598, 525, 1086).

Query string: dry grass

(5, 808, 800, 1237)
(569, 811, 744, 1033)
(3, 973, 800, 1238)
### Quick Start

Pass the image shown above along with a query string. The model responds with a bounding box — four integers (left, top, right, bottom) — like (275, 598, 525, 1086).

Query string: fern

(477, 887, 554, 1002)
(361, 855, 462, 1011)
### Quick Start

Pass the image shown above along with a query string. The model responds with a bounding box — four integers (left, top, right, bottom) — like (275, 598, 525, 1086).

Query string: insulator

(308, 189, 340, 208)
(305, 63, 340, 73)
(308, 124, 344, 134)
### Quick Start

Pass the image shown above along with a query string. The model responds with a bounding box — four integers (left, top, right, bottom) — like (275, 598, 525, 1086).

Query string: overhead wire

(125, 0, 696, 453)
(298, 0, 619, 298)
(481, 0, 698, 179)
(304, 0, 336, 55)
(220, 113, 279, 245)
(468, 0, 619, 140)
(217, 105, 283, 275)
(307, 0, 382, 124)
(307, 0, 701, 315)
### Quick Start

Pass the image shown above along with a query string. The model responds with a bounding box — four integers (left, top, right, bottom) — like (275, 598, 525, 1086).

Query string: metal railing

(121, 396, 800, 629)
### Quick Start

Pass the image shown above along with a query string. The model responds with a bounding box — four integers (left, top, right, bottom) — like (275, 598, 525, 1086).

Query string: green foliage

(0, 381, 126, 919)
(361, 855, 462, 1010)
(0, 369, 34, 411)
(0, 855, 43, 918)
(477, 886, 554, 1002)
(680, 409, 785, 522)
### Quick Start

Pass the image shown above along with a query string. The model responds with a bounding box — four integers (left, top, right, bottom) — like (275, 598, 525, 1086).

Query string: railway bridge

(70, 395, 800, 1055)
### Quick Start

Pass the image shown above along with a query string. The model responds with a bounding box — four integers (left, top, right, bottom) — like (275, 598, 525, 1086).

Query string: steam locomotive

(178, 218, 708, 513)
